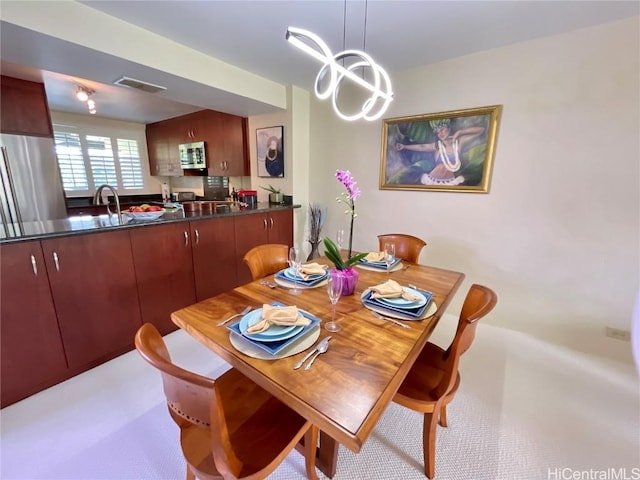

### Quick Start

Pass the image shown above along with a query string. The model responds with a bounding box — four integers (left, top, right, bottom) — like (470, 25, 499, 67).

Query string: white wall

(308, 17, 640, 364)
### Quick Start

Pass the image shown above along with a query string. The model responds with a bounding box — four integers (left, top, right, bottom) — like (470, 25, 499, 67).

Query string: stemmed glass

(336, 229, 345, 259)
(288, 246, 302, 295)
(384, 243, 396, 278)
(325, 274, 342, 332)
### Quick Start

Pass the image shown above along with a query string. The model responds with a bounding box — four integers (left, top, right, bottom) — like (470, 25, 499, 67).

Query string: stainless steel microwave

(178, 141, 206, 169)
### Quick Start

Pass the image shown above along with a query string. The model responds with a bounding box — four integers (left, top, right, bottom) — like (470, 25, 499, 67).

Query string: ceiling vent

(113, 76, 167, 93)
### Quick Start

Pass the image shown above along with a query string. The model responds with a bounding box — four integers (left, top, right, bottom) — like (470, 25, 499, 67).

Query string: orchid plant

(323, 170, 367, 270)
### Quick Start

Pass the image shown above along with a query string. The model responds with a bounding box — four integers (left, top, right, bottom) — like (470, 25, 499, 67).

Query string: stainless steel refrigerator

(0, 133, 68, 237)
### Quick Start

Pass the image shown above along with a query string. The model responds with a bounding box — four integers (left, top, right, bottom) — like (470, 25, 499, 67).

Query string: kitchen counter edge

(0, 204, 301, 244)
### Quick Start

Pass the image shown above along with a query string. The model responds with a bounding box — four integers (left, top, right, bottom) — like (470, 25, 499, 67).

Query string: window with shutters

(53, 126, 147, 195)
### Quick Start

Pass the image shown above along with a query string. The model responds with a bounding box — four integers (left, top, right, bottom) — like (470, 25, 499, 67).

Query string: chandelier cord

(342, 0, 347, 56)
(363, 0, 368, 53)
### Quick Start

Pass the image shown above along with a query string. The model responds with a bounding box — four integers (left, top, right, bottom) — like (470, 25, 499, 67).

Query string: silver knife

(293, 336, 332, 370)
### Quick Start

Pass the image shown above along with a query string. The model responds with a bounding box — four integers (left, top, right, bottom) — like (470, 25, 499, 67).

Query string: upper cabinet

(0, 75, 54, 138)
(146, 109, 248, 177)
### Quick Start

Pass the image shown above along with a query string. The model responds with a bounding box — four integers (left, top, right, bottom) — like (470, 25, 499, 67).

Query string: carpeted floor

(1, 316, 638, 480)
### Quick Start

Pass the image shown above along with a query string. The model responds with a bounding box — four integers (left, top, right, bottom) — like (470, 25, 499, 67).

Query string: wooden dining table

(171, 258, 464, 478)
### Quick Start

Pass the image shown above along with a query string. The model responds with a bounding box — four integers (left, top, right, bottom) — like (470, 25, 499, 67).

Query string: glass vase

(306, 241, 320, 261)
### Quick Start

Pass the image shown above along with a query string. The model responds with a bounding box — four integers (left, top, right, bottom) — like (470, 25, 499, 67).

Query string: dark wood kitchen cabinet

(191, 216, 238, 301)
(234, 209, 293, 285)
(145, 121, 181, 176)
(0, 75, 54, 137)
(1, 241, 68, 408)
(130, 223, 196, 335)
(145, 109, 248, 177)
(41, 231, 142, 370)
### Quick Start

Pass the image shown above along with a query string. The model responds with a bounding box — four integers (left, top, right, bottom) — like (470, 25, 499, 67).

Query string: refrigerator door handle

(1, 146, 24, 225)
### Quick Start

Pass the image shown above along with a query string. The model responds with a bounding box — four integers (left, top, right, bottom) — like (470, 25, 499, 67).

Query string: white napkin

(369, 279, 421, 302)
(245, 304, 310, 334)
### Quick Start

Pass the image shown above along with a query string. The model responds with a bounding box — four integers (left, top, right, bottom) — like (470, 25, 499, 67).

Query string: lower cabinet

(41, 231, 142, 370)
(234, 209, 293, 285)
(191, 216, 238, 301)
(0, 241, 68, 408)
(130, 223, 196, 335)
(0, 208, 295, 407)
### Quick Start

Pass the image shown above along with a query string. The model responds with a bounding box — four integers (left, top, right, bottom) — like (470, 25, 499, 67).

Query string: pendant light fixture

(286, 0, 393, 121)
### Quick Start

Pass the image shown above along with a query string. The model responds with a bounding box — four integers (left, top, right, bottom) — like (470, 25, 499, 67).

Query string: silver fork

(216, 306, 252, 326)
(371, 311, 410, 329)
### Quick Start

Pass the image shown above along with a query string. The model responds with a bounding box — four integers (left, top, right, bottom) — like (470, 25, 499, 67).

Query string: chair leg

(186, 465, 195, 480)
(423, 412, 438, 479)
(439, 405, 448, 427)
(304, 425, 319, 480)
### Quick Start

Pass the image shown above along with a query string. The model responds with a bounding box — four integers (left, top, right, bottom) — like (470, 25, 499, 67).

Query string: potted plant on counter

(260, 184, 283, 204)
(322, 170, 367, 295)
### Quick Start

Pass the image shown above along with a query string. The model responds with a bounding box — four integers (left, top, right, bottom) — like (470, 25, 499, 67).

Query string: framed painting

(256, 126, 284, 178)
(379, 105, 502, 193)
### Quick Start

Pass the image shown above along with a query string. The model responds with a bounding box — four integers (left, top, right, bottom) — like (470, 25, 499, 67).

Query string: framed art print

(380, 105, 502, 192)
(256, 126, 284, 178)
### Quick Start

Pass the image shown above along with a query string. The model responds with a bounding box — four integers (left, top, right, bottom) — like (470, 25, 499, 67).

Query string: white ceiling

(1, 1, 638, 124)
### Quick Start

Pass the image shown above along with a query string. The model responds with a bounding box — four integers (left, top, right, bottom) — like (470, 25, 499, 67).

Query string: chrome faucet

(93, 184, 122, 224)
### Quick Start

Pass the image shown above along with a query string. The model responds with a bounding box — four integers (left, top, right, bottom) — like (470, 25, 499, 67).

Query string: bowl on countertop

(121, 209, 165, 220)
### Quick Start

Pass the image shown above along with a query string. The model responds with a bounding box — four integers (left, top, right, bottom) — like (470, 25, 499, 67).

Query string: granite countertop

(0, 203, 299, 244)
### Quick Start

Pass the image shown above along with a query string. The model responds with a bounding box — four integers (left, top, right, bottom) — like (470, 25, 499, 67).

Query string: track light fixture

(75, 85, 97, 115)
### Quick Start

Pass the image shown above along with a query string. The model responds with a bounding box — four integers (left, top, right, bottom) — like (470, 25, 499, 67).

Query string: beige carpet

(1, 317, 638, 480)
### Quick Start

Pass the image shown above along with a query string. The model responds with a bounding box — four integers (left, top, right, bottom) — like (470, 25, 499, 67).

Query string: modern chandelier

(286, 3, 393, 122)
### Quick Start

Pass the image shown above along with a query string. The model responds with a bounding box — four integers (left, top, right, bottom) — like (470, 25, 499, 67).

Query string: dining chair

(243, 243, 289, 280)
(392, 284, 497, 478)
(134, 323, 319, 480)
(377, 234, 427, 264)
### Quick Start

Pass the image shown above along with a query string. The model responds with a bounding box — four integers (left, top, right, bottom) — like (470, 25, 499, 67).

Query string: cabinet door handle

(224, 161, 228, 170)
(263, 218, 267, 230)
(30, 254, 38, 276)
(269, 217, 274, 229)
(53, 252, 60, 271)
(194, 229, 200, 245)
(184, 231, 189, 247)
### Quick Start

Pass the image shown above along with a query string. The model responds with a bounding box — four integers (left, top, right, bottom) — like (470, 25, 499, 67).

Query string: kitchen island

(0, 204, 298, 407)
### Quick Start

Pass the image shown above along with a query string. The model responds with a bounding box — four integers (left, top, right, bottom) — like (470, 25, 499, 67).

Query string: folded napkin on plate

(246, 304, 311, 334)
(298, 262, 326, 279)
(370, 279, 422, 301)
(364, 251, 385, 262)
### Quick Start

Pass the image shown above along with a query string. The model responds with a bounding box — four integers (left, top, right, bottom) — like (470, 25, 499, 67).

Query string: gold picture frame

(379, 105, 502, 193)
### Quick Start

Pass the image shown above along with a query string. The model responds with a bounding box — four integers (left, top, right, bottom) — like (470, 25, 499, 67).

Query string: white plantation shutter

(117, 138, 144, 189)
(86, 135, 117, 186)
(54, 132, 89, 191)
(53, 126, 148, 194)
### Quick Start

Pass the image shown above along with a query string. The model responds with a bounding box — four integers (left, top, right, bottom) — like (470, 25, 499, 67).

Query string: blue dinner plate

(275, 269, 327, 287)
(238, 309, 303, 342)
(227, 304, 321, 356)
(377, 287, 427, 308)
(359, 257, 402, 270)
(283, 267, 325, 281)
(362, 288, 433, 318)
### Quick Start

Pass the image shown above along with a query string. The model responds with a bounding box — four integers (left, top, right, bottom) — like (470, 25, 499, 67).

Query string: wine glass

(325, 274, 342, 332)
(288, 246, 302, 295)
(384, 243, 396, 278)
(336, 229, 345, 259)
